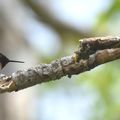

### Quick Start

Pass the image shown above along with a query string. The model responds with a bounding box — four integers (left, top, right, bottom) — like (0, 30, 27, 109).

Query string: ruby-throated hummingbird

(0, 53, 24, 69)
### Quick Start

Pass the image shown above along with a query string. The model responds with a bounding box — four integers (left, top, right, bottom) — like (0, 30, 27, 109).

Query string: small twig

(75, 36, 120, 60)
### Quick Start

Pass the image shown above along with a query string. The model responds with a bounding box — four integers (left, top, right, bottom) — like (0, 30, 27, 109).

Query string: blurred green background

(0, 0, 120, 120)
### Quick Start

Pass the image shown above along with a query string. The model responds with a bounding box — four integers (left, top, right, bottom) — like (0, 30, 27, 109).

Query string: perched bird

(0, 53, 24, 69)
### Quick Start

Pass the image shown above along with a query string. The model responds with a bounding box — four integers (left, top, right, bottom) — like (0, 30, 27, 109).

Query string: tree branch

(0, 36, 120, 93)
(22, 0, 91, 39)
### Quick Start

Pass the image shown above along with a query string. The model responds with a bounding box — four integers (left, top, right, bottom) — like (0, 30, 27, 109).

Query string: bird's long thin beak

(9, 60, 24, 63)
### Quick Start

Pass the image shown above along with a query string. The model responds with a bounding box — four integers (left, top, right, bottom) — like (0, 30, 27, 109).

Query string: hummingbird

(0, 53, 24, 69)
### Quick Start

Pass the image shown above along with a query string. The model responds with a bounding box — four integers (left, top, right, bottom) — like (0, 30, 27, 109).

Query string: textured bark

(0, 36, 120, 93)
